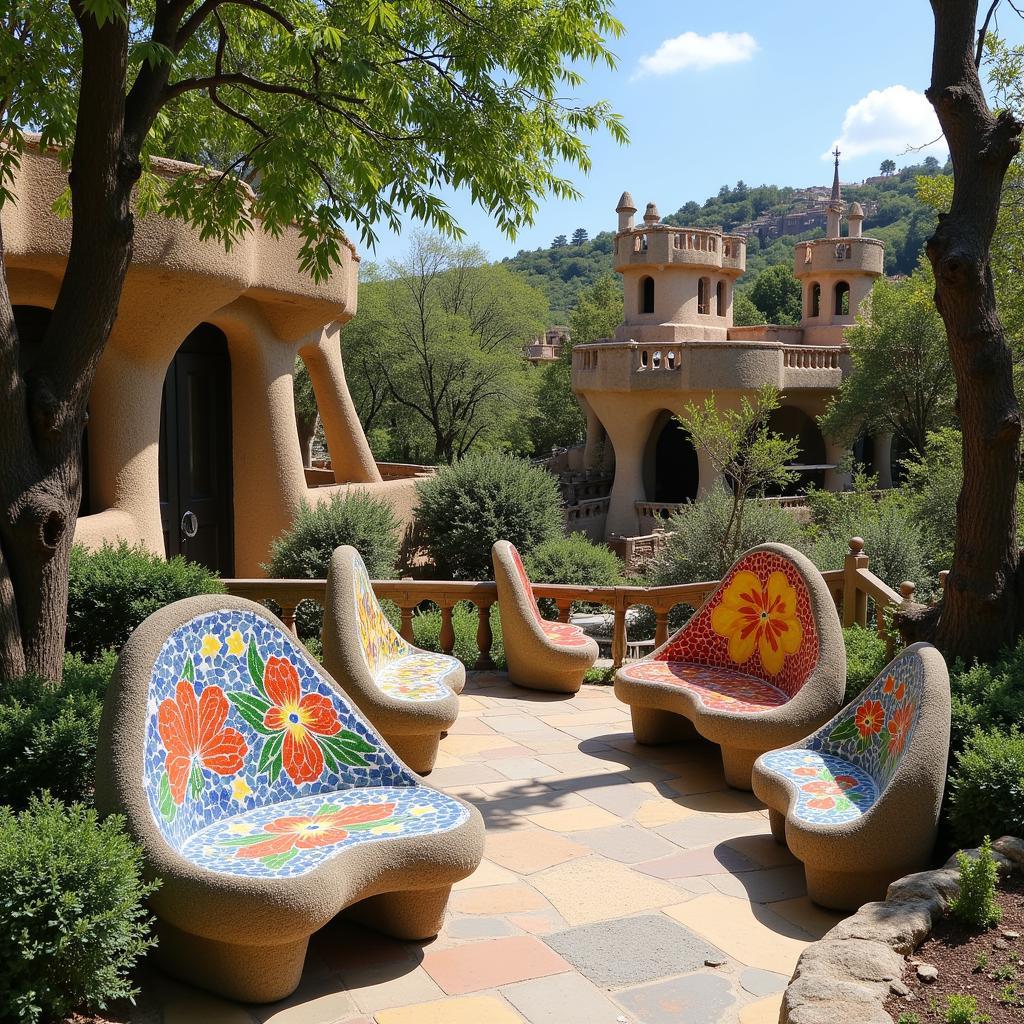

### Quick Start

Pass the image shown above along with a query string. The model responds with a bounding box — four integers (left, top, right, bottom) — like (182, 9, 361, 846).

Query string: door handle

(181, 510, 199, 539)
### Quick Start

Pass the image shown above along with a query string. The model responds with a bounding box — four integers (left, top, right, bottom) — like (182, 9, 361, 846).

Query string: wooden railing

(223, 539, 913, 671)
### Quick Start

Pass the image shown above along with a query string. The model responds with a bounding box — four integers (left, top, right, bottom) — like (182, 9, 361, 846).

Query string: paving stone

(633, 797, 696, 828)
(560, 722, 631, 740)
(440, 734, 516, 757)
(485, 829, 589, 874)
(709, 865, 809, 903)
(446, 715, 499, 735)
(575, 779, 659, 817)
(662, 762, 728, 795)
(573, 824, 678, 863)
(460, 744, 533, 762)
(487, 715, 546, 734)
(427, 763, 507, 787)
(446, 916, 516, 939)
(492, 757, 560, 781)
(452, 859, 519, 890)
(545, 914, 728, 987)
(768, 896, 845, 940)
(507, 909, 568, 935)
(343, 965, 444, 1015)
(665, 894, 813, 974)
(502, 972, 625, 1024)
(634, 844, 759, 879)
(535, 751, 621, 777)
(255, 973, 356, 1024)
(374, 995, 526, 1023)
(723, 833, 800, 868)
(421, 936, 570, 995)
(155, 976, 256, 1024)
(614, 973, 736, 1024)
(527, 806, 621, 833)
(654, 815, 768, 849)
(740, 967, 790, 997)
(739, 994, 785, 1023)
(449, 882, 551, 915)
(530, 857, 682, 925)
(677, 790, 765, 814)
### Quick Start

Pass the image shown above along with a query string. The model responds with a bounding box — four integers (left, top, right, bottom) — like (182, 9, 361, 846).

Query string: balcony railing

(223, 539, 913, 672)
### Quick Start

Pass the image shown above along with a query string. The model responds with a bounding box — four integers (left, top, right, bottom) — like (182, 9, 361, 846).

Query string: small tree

(552, 234, 569, 248)
(571, 227, 589, 246)
(677, 386, 799, 565)
(748, 264, 803, 325)
(880, 159, 897, 176)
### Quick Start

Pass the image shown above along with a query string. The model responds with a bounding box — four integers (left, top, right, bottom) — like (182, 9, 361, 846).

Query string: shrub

(524, 534, 623, 617)
(950, 836, 1002, 929)
(412, 603, 506, 670)
(942, 994, 990, 1024)
(414, 452, 563, 580)
(0, 796, 157, 1022)
(843, 626, 889, 703)
(266, 492, 401, 639)
(0, 652, 115, 810)
(947, 639, 1024, 755)
(948, 727, 1024, 846)
(67, 542, 224, 661)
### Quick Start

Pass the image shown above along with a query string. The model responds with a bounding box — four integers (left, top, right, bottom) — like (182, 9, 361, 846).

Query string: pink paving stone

(420, 936, 571, 995)
(634, 844, 760, 879)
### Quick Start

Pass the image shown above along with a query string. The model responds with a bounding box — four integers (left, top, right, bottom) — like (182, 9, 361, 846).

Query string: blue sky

(355, 1, 1024, 268)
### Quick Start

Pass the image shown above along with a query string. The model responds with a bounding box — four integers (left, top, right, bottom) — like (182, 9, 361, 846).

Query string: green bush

(266, 492, 401, 639)
(0, 796, 157, 1023)
(412, 603, 506, 670)
(414, 452, 563, 580)
(948, 727, 1024, 846)
(67, 542, 224, 661)
(0, 652, 115, 810)
(947, 639, 1024, 755)
(950, 836, 1002, 929)
(524, 534, 623, 617)
(843, 626, 889, 703)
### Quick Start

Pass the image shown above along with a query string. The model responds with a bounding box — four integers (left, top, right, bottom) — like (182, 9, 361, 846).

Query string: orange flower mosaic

(510, 544, 593, 649)
(619, 661, 788, 714)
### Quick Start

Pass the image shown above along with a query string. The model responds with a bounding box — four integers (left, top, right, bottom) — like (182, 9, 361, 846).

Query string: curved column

(824, 438, 852, 491)
(696, 448, 724, 497)
(872, 432, 893, 489)
(603, 409, 660, 537)
(299, 323, 381, 484)
(580, 398, 606, 471)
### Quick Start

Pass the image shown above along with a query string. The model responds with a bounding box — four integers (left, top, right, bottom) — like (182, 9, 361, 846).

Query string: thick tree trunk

(910, 0, 1024, 660)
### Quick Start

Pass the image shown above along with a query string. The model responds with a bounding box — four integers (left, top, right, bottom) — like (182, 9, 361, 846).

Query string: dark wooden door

(159, 325, 234, 575)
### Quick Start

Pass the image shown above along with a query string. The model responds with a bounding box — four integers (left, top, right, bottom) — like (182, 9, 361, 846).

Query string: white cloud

(634, 31, 758, 77)
(825, 85, 946, 162)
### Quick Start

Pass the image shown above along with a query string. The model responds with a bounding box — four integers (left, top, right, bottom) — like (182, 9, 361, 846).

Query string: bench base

(385, 730, 442, 774)
(629, 706, 699, 744)
(803, 864, 897, 912)
(343, 884, 453, 941)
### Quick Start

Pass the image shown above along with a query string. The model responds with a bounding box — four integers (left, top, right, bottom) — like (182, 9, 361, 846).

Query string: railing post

(654, 607, 669, 647)
(842, 537, 869, 628)
(474, 600, 494, 670)
(399, 603, 415, 644)
(279, 603, 298, 635)
(556, 598, 573, 623)
(439, 603, 456, 656)
(611, 592, 627, 669)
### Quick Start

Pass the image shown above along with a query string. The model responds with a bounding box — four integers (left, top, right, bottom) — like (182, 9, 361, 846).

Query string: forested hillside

(501, 159, 948, 318)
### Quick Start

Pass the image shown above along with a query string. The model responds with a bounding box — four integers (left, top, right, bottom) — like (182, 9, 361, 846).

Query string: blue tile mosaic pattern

(142, 609, 469, 876)
(179, 786, 467, 878)
(758, 749, 878, 825)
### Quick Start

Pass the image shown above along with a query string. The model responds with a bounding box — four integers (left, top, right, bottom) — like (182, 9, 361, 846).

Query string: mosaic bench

(321, 546, 465, 773)
(752, 641, 950, 910)
(492, 539, 600, 694)
(614, 543, 846, 790)
(94, 596, 484, 1003)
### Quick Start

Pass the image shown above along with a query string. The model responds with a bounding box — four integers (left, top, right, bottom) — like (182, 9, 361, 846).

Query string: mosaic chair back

(321, 545, 464, 773)
(492, 539, 600, 693)
(614, 543, 846, 789)
(752, 641, 950, 910)
(94, 595, 484, 1003)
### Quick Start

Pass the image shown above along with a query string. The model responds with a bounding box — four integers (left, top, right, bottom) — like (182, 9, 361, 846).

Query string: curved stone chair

(492, 540, 600, 694)
(94, 596, 484, 1003)
(752, 641, 950, 910)
(321, 546, 465, 773)
(614, 543, 845, 789)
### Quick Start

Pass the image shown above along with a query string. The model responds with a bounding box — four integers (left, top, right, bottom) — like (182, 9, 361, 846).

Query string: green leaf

(157, 772, 177, 822)
(182, 657, 195, 684)
(261, 849, 299, 870)
(828, 719, 860, 744)
(268, 750, 283, 784)
(335, 729, 377, 754)
(218, 833, 273, 848)
(189, 761, 204, 799)
(256, 732, 284, 775)
(227, 692, 274, 734)
(322, 732, 376, 767)
(247, 639, 266, 697)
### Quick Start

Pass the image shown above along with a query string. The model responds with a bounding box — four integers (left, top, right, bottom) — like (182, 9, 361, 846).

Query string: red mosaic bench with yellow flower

(614, 544, 846, 789)
(94, 595, 484, 1004)
(752, 642, 951, 910)
(491, 539, 600, 694)
(321, 546, 465, 774)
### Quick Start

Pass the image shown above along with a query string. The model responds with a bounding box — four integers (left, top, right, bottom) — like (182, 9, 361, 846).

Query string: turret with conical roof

(616, 191, 637, 232)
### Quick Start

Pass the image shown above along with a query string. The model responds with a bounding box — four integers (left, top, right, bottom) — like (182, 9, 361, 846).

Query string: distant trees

(732, 290, 767, 327)
(880, 159, 897, 176)
(747, 264, 803, 325)
(552, 234, 569, 248)
(572, 227, 590, 245)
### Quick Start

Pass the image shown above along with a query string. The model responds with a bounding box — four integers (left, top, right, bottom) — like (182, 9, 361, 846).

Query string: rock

(1002, 930, 1020, 940)
(916, 963, 938, 983)
(703, 957, 727, 967)
(992, 836, 1024, 865)
(796, 938, 903, 985)
(827, 899, 936, 955)
(889, 980, 910, 996)
(993, 938, 1010, 951)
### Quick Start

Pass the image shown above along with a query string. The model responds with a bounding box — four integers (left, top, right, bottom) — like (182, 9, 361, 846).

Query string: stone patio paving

(139, 672, 847, 1024)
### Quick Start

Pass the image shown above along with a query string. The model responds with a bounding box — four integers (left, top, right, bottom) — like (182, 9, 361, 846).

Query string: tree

(748, 264, 802, 325)
(901, 0, 1024, 660)
(0, 0, 626, 682)
(571, 227, 589, 245)
(731, 290, 766, 327)
(356, 233, 549, 463)
(819, 261, 955, 458)
(552, 234, 569, 248)
(880, 159, 897, 176)
(677, 386, 799, 566)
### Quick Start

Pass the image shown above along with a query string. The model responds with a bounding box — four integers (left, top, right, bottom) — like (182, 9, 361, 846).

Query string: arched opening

(697, 277, 710, 315)
(716, 280, 726, 316)
(834, 280, 850, 316)
(644, 414, 699, 503)
(766, 405, 827, 494)
(159, 323, 234, 574)
(809, 282, 821, 318)
(639, 275, 655, 314)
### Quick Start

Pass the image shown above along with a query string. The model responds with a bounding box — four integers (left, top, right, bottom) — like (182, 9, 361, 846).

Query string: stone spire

(616, 191, 637, 231)
(827, 147, 844, 237)
(830, 147, 841, 204)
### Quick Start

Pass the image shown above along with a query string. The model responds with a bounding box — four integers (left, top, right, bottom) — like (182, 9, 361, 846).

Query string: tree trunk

(0, 7, 137, 684)
(911, 0, 1024, 660)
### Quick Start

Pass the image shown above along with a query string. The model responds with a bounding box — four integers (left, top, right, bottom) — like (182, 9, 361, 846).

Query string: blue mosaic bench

(752, 641, 951, 910)
(94, 596, 485, 1003)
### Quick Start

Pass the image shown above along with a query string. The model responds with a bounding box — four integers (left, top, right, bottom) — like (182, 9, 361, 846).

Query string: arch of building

(642, 412, 699, 504)
(767, 405, 828, 494)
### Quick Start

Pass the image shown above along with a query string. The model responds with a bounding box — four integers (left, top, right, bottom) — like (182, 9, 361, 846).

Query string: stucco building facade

(2, 142, 417, 578)
(571, 157, 890, 540)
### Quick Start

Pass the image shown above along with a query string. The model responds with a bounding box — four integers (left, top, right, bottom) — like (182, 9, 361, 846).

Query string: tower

(826, 147, 844, 238)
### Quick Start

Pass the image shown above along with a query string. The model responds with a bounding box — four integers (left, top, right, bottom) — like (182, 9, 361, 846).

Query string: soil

(884, 874, 1024, 1023)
